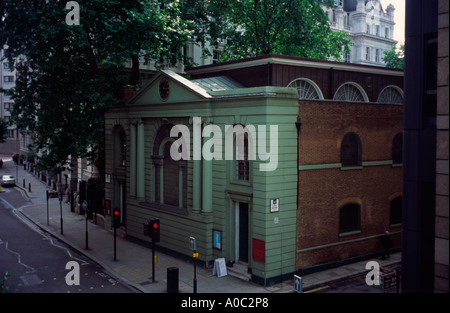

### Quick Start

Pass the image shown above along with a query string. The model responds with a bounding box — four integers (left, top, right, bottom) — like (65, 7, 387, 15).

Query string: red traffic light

(149, 218, 160, 242)
(113, 208, 121, 227)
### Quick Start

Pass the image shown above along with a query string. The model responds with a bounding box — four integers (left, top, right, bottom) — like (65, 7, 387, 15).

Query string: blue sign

(294, 275, 302, 293)
(213, 230, 222, 250)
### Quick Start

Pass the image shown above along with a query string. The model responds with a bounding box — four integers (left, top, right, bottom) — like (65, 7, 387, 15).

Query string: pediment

(127, 70, 211, 106)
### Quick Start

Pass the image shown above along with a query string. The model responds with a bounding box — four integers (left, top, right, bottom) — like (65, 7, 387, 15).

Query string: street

(0, 159, 135, 293)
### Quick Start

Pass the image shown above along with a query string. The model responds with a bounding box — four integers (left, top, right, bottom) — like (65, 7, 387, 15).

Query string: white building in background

(1, 49, 35, 158)
(324, 0, 397, 67)
(0, 49, 19, 151)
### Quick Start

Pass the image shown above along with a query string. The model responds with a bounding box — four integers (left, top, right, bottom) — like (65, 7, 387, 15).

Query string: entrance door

(235, 202, 249, 263)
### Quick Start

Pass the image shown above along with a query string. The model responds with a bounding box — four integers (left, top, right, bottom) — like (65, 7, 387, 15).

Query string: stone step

(227, 263, 251, 281)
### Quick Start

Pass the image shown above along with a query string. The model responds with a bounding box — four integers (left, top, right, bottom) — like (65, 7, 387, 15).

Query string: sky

(380, 0, 405, 44)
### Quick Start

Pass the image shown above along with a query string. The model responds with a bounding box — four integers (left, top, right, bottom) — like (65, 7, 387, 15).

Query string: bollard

(167, 267, 179, 293)
(29, 183, 31, 193)
(23, 178, 25, 188)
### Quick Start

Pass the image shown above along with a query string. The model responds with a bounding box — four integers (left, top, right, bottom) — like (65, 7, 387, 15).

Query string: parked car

(0, 175, 16, 186)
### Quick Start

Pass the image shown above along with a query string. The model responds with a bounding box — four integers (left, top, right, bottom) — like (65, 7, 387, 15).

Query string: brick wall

(435, 0, 449, 293)
(296, 100, 403, 269)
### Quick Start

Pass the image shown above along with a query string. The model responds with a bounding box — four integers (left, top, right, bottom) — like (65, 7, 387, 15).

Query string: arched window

(113, 125, 127, 168)
(287, 78, 324, 100)
(377, 86, 404, 104)
(390, 196, 402, 225)
(334, 82, 369, 102)
(153, 124, 187, 209)
(339, 203, 361, 234)
(341, 132, 362, 167)
(392, 133, 403, 165)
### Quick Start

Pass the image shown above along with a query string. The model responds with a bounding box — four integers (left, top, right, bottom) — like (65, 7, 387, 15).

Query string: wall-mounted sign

(270, 198, 279, 213)
(213, 229, 222, 250)
(105, 174, 111, 184)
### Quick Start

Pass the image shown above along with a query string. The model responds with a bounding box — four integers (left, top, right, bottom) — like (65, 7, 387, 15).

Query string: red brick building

(188, 54, 404, 273)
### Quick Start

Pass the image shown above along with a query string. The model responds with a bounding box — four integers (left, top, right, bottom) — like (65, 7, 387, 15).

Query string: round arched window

(334, 83, 368, 102)
(377, 86, 404, 104)
(287, 78, 324, 100)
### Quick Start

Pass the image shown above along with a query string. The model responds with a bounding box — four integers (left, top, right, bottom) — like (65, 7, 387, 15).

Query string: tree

(383, 44, 404, 69)
(0, 0, 196, 172)
(190, 0, 352, 61)
(0, 118, 8, 143)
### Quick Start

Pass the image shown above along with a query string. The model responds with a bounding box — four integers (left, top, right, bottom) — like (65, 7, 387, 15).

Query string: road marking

(1, 239, 36, 273)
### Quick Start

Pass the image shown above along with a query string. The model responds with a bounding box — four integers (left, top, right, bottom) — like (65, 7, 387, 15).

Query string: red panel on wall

(252, 238, 265, 263)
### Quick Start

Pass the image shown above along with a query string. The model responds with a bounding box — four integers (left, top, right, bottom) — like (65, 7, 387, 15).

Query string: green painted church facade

(104, 69, 300, 285)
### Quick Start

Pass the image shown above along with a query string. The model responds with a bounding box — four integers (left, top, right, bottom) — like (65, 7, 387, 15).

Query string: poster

(213, 258, 227, 277)
(213, 229, 222, 250)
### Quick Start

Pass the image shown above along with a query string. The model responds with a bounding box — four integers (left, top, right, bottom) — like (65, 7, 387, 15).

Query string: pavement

(1, 156, 401, 293)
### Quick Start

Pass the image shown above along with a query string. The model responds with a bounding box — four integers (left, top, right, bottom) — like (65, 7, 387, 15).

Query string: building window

(3, 62, 12, 69)
(339, 203, 361, 234)
(385, 27, 390, 39)
(341, 132, 362, 167)
(366, 47, 371, 61)
(334, 82, 368, 102)
(377, 86, 404, 104)
(153, 124, 188, 209)
(113, 125, 127, 168)
(390, 197, 402, 225)
(4, 103, 14, 111)
(212, 49, 221, 64)
(236, 133, 250, 181)
(392, 133, 403, 165)
(344, 51, 351, 63)
(366, 24, 371, 34)
(375, 25, 380, 36)
(287, 78, 324, 100)
(375, 49, 381, 62)
(3, 76, 14, 83)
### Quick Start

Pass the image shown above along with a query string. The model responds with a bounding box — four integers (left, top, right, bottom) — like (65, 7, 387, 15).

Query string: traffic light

(150, 218, 160, 242)
(144, 218, 160, 242)
(113, 208, 121, 228)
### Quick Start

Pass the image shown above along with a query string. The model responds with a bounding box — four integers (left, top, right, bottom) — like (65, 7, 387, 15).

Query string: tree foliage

(189, 0, 352, 61)
(1, 0, 351, 172)
(0, 0, 195, 172)
(0, 118, 8, 143)
(383, 44, 405, 69)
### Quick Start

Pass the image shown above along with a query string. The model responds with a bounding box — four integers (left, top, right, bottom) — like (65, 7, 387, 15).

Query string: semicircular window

(377, 86, 404, 104)
(334, 83, 367, 102)
(288, 78, 323, 100)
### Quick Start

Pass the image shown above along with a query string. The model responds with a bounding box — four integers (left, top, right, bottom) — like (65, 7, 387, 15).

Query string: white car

(0, 175, 16, 186)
